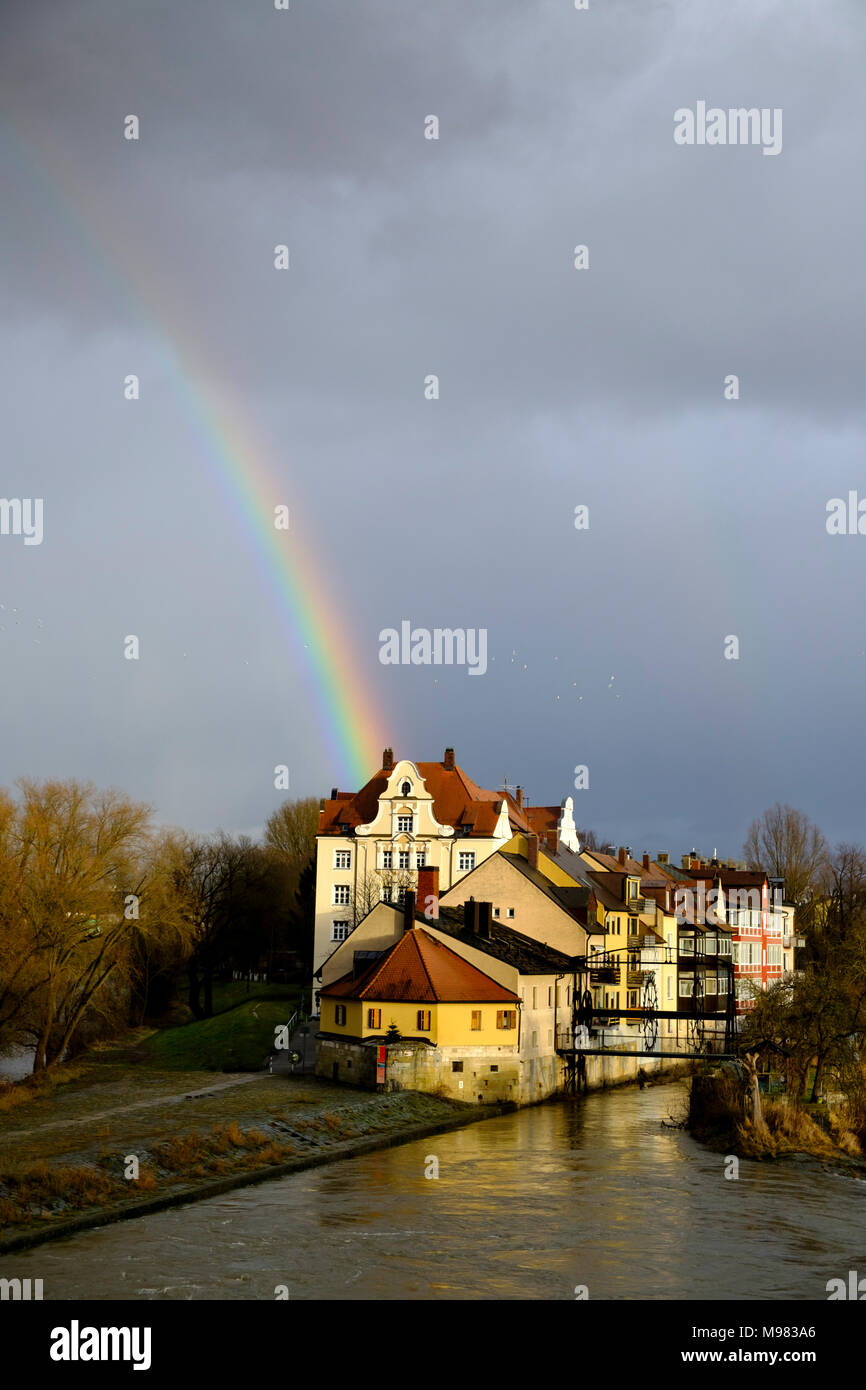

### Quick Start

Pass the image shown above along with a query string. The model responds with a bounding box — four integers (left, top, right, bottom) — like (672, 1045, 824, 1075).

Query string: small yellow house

(317, 924, 524, 1101)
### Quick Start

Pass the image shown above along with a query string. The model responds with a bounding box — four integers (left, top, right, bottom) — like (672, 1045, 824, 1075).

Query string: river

(4, 1081, 864, 1300)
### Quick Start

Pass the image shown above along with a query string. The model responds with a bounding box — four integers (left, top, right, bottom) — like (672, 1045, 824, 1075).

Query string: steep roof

(583, 849, 647, 876)
(318, 758, 533, 837)
(483, 851, 593, 925)
(321, 926, 520, 1004)
(431, 909, 576, 974)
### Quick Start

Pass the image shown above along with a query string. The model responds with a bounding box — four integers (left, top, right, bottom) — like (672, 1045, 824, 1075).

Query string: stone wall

(316, 1033, 685, 1104)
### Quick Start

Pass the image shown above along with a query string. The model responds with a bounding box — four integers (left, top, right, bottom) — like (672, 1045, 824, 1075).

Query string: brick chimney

(464, 897, 478, 933)
(416, 865, 439, 919)
(478, 902, 492, 939)
(618, 846, 627, 866)
(443, 747, 455, 770)
(402, 888, 416, 934)
(516, 785, 523, 809)
(331, 787, 338, 800)
(642, 852, 650, 871)
(382, 748, 394, 772)
(527, 833, 539, 870)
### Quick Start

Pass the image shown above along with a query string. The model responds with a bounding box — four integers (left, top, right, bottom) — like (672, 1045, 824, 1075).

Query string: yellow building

(316, 889, 575, 1104)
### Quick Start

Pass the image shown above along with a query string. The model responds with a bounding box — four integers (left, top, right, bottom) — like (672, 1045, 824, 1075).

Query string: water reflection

(3, 1083, 864, 1300)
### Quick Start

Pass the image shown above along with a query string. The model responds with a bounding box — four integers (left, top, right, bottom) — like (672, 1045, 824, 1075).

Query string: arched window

(401, 780, 411, 796)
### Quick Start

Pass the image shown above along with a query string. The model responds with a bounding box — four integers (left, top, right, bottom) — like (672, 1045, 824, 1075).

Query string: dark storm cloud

(1, 0, 864, 850)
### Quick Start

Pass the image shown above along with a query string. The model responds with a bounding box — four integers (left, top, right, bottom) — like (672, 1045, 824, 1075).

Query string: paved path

(0, 1073, 266, 1143)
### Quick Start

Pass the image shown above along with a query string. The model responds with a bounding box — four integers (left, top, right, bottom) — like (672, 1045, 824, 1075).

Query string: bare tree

(351, 868, 417, 926)
(743, 804, 828, 905)
(264, 798, 320, 864)
(1, 779, 153, 1071)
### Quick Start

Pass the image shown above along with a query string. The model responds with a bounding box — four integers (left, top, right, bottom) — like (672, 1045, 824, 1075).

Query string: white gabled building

(311, 746, 538, 1014)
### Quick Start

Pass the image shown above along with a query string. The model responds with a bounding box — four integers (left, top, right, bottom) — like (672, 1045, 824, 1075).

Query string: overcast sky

(1, 0, 864, 859)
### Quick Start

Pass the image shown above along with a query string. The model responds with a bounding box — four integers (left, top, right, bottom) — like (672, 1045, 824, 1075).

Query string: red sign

(376, 1044, 386, 1085)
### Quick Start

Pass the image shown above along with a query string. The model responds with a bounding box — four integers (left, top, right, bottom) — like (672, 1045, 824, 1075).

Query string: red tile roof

(584, 850, 647, 876)
(318, 758, 534, 837)
(321, 927, 520, 1004)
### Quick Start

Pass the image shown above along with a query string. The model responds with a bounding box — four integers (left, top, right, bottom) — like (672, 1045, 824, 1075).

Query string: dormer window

(628, 878, 638, 899)
(400, 780, 411, 796)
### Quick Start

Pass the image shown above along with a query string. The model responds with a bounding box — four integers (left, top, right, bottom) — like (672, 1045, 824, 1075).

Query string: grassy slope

(137, 998, 297, 1071)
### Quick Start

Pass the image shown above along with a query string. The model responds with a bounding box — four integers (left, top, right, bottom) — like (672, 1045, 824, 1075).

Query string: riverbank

(0, 1055, 517, 1253)
(687, 1066, 866, 1166)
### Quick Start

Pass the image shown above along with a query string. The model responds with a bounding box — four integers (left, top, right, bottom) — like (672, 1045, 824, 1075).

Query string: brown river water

(4, 1081, 864, 1300)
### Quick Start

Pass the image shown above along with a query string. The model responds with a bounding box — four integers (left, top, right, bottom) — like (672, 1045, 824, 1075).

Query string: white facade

(312, 759, 516, 1014)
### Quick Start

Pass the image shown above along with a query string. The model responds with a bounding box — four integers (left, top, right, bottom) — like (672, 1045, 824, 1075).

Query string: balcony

(589, 959, 620, 985)
(628, 933, 659, 951)
(626, 969, 647, 989)
(626, 896, 656, 919)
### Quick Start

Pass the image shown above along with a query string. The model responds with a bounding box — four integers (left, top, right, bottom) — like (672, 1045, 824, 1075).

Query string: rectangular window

(507, 908, 515, 918)
(493, 907, 500, 917)
(398, 850, 410, 869)
(397, 816, 413, 833)
(679, 976, 693, 997)
(333, 884, 350, 905)
(490, 1064, 499, 1073)
(717, 973, 729, 994)
(367, 1007, 382, 1028)
(331, 920, 350, 942)
(531, 1030, 538, 1047)
(767, 944, 782, 966)
(452, 1060, 463, 1073)
(704, 975, 717, 995)
(496, 1010, 517, 1030)
(679, 936, 695, 955)
(416, 1009, 431, 1031)
(334, 850, 351, 869)
(471, 1010, 482, 1030)
(382, 850, 393, 870)
(415, 851, 426, 868)
(717, 935, 732, 956)
(334, 1004, 347, 1026)
(532, 987, 537, 1009)
(666, 976, 673, 1000)
(458, 852, 476, 871)
(548, 987, 552, 1006)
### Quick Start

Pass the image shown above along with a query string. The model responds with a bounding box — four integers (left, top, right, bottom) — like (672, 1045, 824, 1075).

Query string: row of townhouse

(310, 748, 802, 1102)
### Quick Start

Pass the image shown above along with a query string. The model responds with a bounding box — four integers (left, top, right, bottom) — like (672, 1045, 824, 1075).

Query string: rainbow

(1, 113, 387, 788)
